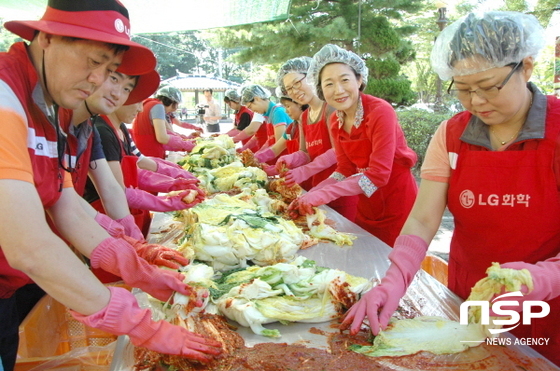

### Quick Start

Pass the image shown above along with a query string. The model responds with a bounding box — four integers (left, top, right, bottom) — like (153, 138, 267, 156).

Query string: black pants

(0, 295, 18, 371)
(206, 123, 220, 133)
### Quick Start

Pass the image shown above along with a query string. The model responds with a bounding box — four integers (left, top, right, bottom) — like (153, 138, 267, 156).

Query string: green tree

(212, 0, 424, 105)
(0, 18, 22, 52)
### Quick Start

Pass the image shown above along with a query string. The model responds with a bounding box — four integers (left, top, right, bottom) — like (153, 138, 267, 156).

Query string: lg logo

(460, 291, 550, 335)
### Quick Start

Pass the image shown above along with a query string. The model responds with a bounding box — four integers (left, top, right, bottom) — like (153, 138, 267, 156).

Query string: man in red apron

(342, 11, 560, 366)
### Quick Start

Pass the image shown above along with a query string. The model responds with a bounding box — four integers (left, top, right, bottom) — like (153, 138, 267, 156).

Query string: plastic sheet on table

(111, 206, 560, 371)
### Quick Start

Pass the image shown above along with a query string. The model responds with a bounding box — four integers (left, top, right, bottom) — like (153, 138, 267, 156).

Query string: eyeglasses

(447, 61, 523, 101)
(285, 75, 306, 94)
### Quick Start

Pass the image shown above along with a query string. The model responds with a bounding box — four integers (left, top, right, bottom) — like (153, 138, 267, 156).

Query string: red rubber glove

(125, 188, 201, 212)
(288, 176, 363, 216)
(284, 149, 337, 186)
(137, 169, 200, 194)
(90, 237, 193, 301)
(488, 259, 560, 315)
(276, 150, 310, 172)
(71, 287, 223, 361)
(163, 133, 196, 152)
(122, 235, 190, 270)
(254, 148, 276, 164)
(341, 235, 428, 335)
(115, 214, 145, 241)
(150, 157, 198, 181)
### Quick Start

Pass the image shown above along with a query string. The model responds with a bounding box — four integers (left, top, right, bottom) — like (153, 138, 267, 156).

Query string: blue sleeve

(149, 104, 166, 122)
(271, 106, 293, 127)
(90, 126, 106, 161)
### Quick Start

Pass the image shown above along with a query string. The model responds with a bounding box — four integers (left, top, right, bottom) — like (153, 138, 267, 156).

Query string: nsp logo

(460, 291, 550, 335)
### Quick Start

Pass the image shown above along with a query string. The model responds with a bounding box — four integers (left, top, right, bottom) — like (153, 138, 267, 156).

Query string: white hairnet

(308, 44, 368, 101)
(240, 84, 270, 105)
(276, 56, 313, 92)
(224, 89, 241, 103)
(431, 11, 545, 80)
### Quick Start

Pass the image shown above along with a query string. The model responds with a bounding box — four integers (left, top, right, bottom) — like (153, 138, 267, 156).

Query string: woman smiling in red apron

(276, 56, 359, 221)
(288, 45, 417, 246)
(342, 11, 560, 366)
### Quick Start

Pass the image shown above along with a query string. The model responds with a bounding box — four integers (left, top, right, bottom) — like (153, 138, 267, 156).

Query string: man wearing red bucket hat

(0, 1, 222, 369)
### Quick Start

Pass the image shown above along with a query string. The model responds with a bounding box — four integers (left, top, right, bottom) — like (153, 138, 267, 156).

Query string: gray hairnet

(431, 11, 545, 80)
(276, 56, 313, 93)
(240, 84, 271, 105)
(156, 86, 182, 104)
(224, 89, 241, 103)
(308, 44, 368, 101)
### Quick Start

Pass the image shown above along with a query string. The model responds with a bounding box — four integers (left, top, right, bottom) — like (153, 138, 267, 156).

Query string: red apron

(446, 100, 560, 365)
(263, 105, 287, 165)
(90, 123, 150, 283)
(131, 99, 165, 158)
(302, 106, 358, 221)
(284, 121, 313, 191)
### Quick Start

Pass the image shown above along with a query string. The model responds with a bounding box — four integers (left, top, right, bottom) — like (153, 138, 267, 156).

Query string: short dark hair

(157, 96, 175, 107)
(203, 88, 213, 94)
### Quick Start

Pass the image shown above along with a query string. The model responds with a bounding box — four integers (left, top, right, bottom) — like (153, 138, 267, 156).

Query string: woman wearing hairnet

(223, 89, 266, 152)
(132, 86, 196, 158)
(288, 44, 418, 245)
(276, 56, 359, 221)
(342, 12, 560, 366)
(240, 84, 292, 164)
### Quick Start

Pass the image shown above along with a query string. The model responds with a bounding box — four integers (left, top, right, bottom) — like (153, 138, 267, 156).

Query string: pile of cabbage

(178, 135, 237, 172)
(170, 257, 373, 337)
(177, 189, 312, 271)
(196, 162, 268, 194)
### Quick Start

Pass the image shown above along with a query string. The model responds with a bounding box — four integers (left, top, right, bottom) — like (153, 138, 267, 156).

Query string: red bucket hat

(4, 0, 156, 75)
(125, 70, 160, 105)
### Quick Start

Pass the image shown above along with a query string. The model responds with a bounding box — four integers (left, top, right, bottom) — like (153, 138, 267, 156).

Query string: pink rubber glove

(116, 214, 145, 241)
(90, 238, 194, 301)
(341, 235, 428, 335)
(237, 136, 257, 152)
(137, 169, 200, 194)
(122, 235, 190, 270)
(94, 212, 126, 239)
(233, 130, 251, 143)
(263, 164, 279, 176)
(488, 259, 560, 315)
(150, 157, 198, 181)
(284, 149, 337, 186)
(226, 128, 241, 138)
(288, 176, 363, 216)
(163, 133, 196, 152)
(276, 150, 310, 172)
(177, 121, 204, 132)
(125, 188, 201, 212)
(71, 287, 223, 361)
(254, 148, 276, 164)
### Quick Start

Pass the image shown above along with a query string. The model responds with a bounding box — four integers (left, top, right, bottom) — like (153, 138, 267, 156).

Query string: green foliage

(0, 18, 22, 52)
(397, 109, 451, 173)
(367, 58, 401, 80)
(211, 0, 422, 102)
(365, 76, 416, 106)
